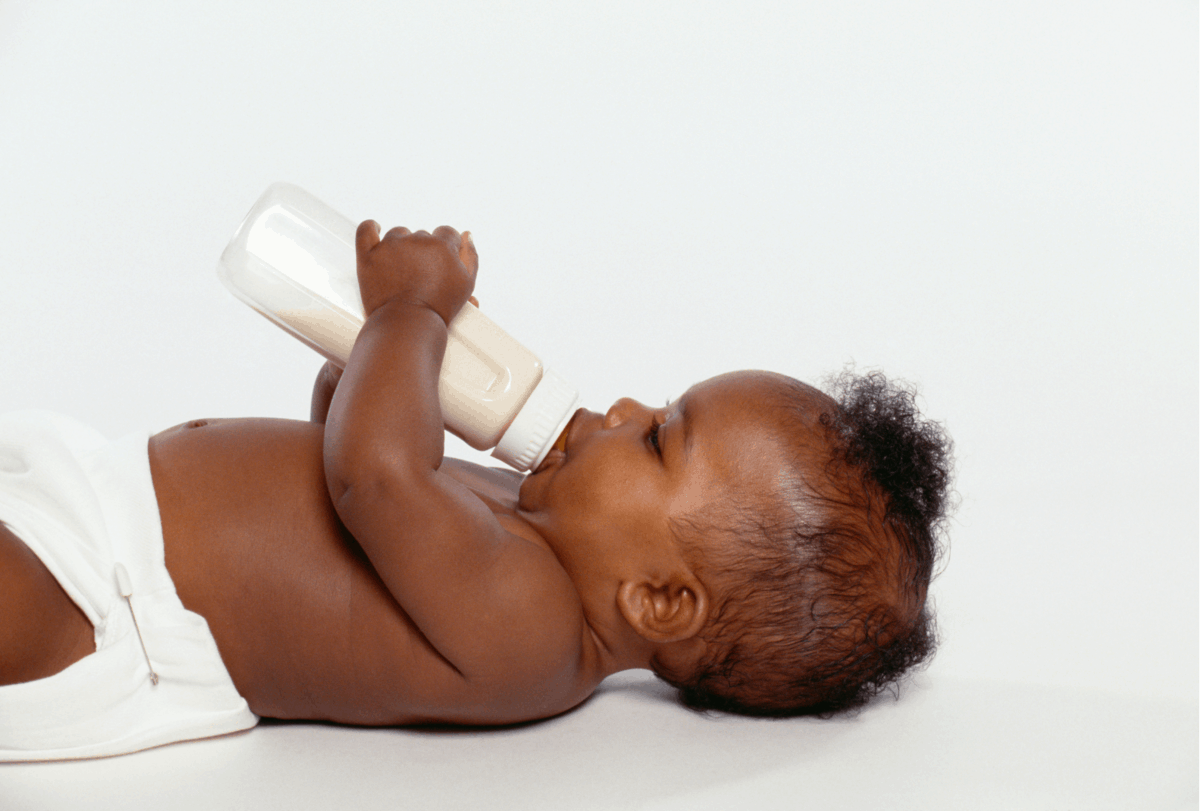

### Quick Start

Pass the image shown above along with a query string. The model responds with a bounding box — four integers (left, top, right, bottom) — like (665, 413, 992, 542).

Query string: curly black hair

(653, 369, 953, 717)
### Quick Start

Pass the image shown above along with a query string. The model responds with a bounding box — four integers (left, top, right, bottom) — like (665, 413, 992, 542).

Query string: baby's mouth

(551, 424, 570, 453)
(533, 409, 580, 474)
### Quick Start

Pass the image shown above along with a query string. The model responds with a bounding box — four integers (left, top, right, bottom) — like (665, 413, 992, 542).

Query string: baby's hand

(355, 221, 478, 325)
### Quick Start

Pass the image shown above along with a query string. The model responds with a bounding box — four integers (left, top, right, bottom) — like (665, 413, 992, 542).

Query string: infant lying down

(0, 224, 953, 760)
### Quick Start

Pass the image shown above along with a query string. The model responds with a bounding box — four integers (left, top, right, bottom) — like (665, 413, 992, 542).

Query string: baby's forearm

(323, 300, 448, 497)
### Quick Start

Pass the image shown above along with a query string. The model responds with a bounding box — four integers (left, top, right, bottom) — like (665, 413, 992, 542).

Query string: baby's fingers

(356, 220, 382, 254)
(430, 224, 477, 277)
(459, 231, 478, 275)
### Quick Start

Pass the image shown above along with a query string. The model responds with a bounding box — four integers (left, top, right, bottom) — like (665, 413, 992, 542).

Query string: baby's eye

(648, 420, 662, 455)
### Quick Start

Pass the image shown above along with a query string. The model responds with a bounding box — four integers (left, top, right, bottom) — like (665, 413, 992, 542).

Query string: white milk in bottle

(217, 182, 580, 472)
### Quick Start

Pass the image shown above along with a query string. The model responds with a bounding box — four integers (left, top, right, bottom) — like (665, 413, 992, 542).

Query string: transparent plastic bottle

(217, 182, 580, 472)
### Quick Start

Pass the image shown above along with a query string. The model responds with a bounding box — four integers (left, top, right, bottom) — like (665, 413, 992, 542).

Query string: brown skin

(0, 523, 95, 685)
(0, 223, 806, 727)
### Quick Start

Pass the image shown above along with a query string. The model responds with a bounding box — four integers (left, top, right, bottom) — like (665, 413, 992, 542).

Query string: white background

(0, 0, 1195, 802)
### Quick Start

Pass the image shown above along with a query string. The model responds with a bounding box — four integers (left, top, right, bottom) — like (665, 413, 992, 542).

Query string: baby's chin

(516, 449, 566, 510)
(516, 405, 579, 510)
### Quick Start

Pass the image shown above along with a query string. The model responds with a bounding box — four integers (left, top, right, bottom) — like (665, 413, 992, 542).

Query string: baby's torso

(149, 417, 587, 725)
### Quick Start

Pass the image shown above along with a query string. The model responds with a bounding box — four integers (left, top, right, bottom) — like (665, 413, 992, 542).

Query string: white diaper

(0, 411, 257, 761)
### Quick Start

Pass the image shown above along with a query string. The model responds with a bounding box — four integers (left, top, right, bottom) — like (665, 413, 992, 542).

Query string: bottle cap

(493, 369, 582, 472)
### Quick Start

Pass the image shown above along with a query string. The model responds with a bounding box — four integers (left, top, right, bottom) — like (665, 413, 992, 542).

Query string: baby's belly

(148, 418, 428, 722)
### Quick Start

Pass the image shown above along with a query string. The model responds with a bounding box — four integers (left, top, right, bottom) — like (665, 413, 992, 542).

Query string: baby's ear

(616, 575, 709, 643)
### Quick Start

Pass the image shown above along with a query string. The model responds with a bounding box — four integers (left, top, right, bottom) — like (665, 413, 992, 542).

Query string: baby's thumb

(356, 220, 382, 254)
(460, 231, 479, 275)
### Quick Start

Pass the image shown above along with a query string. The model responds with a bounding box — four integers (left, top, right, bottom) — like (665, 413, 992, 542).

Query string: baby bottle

(216, 182, 580, 472)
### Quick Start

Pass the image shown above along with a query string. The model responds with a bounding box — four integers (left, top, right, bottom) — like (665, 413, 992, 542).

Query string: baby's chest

(439, 457, 522, 503)
(439, 458, 550, 550)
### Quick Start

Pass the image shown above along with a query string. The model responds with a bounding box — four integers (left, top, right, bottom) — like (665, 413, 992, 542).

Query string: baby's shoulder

(437, 459, 607, 699)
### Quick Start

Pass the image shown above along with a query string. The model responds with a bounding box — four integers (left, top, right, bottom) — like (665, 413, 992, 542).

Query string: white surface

(2, 672, 1196, 811)
(0, 0, 1195, 807)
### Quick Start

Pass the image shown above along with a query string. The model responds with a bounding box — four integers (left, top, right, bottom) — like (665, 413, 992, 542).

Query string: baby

(0, 223, 952, 759)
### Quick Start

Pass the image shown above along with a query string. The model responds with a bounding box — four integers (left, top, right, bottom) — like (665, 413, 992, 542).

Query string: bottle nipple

(551, 423, 571, 453)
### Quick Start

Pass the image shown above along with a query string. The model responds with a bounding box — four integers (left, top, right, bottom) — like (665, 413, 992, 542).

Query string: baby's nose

(603, 398, 646, 429)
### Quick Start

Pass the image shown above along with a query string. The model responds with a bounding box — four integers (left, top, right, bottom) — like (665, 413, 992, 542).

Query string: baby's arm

(322, 223, 585, 722)
(310, 361, 342, 423)
(309, 294, 476, 423)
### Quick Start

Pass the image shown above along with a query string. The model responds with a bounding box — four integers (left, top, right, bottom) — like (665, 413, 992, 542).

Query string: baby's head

(518, 368, 953, 717)
(660, 370, 952, 716)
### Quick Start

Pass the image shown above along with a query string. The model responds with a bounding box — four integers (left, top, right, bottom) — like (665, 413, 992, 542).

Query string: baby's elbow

(325, 448, 430, 524)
